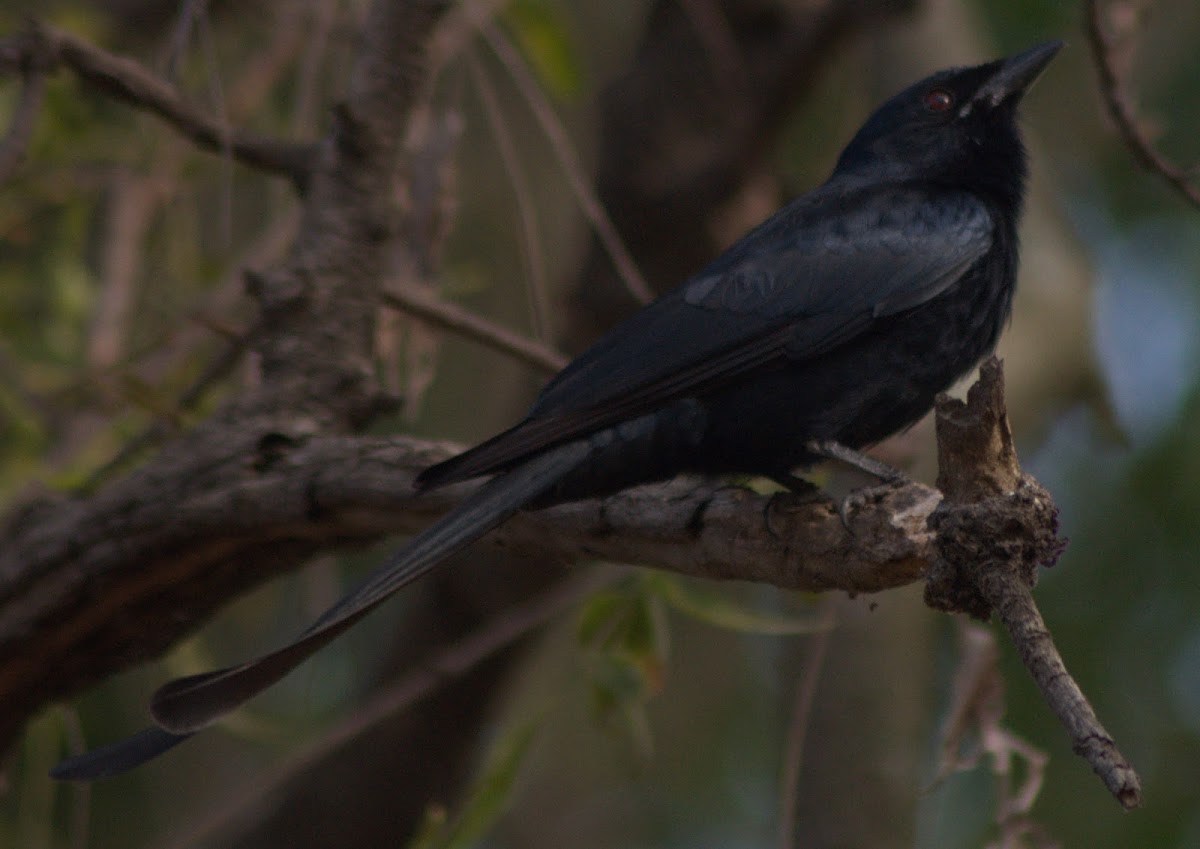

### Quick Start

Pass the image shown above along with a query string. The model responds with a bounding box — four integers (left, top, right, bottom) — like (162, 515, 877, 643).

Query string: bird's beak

(967, 40, 1063, 112)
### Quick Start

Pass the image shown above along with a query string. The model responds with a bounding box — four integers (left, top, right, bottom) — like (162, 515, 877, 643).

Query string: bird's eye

(923, 88, 954, 112)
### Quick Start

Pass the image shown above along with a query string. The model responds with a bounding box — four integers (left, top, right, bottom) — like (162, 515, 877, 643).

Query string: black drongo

(54, 41, 1061, 779)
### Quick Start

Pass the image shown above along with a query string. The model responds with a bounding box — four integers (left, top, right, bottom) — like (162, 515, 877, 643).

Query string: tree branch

(0, 431, 936, 755)
(1085, 0, 1200, 210)
(381, 285, 568, 374)
(925, 358, 1142, 810)
(0, 47, 46, 183)
(0, 22, 314, 187)
(480, 22, 654, 305)
(0, 0, 456, 753)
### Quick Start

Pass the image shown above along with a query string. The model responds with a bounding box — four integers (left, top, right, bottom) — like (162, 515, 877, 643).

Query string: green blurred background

(2, 0, 1199, 847)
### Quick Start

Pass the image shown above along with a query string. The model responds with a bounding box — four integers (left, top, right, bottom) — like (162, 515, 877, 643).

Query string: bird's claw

(837, 480, 908, 533)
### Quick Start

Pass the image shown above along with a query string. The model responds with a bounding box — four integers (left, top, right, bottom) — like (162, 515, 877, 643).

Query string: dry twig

(480, 22, 654, 305)
(925, 358, 1142, 810)
(467, 50, 552, 340)
(777, 599, 837, 849)
(79, 316, 265, 490)
(0, 22, 313, 187)
(382, 285, 568, 374)
(931, 623, 1056, 849)
(0, 48, 46, 183)
(1085, 0, 1200, 209)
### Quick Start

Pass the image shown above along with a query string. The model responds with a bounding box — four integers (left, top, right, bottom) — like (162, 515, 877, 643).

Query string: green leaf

(577, 580, 668, 756)
(503, 0, 582, 100)
(646, 574, 827, 636)
(588, 651, 650, 713)
(577, 582, 668, 659)
(16, 711, 59, 849)
(584, 653, 657, 759)
(409, 720, 540, 849)
(576, 589, 632, 646)
(625, 586, 669, 660)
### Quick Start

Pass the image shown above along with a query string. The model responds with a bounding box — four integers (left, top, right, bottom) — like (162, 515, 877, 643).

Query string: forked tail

(52, 440, 590, 780)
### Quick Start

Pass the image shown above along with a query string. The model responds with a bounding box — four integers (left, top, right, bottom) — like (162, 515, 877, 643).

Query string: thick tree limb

(6, 362, 1127, 809)
(0, 0, 455, 752)
(0, 430, 937, 754)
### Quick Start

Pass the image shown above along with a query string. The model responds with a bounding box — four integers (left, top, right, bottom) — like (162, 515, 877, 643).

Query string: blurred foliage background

(1, 0, 1199, 847)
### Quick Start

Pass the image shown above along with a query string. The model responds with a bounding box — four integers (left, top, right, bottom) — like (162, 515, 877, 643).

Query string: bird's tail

(52, 439, 590, 780)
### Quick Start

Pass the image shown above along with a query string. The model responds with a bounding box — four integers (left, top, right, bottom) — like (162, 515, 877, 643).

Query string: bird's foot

(804, 440, 914, 532)
(836, 482, 909, 532)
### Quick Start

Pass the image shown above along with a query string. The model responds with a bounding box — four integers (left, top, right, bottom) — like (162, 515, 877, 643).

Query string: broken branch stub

(924, 356, 1142, 810)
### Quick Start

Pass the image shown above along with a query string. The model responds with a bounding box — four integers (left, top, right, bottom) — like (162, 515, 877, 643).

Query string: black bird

(53, 41, 1061, 779)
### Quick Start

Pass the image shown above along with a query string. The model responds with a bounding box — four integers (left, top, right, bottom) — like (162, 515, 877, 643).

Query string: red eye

(923, 88, 954, 112)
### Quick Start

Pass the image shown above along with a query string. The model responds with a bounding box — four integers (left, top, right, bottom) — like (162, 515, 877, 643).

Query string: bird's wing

(419, 187, 993, 489)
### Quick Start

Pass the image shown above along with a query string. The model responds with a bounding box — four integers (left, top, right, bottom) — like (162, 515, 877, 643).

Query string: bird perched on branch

(54, 41, 1061, 780)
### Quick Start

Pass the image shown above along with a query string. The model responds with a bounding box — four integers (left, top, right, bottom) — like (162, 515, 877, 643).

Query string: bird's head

(833, 41, 1062, 214)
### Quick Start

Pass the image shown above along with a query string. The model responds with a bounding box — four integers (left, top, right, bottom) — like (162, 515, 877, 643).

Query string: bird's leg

(804, 439, 910, 484)
(805, 439, 911, 531)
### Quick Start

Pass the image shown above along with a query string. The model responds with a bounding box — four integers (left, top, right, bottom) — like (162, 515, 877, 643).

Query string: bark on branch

(2, 357, 1142, 815)
(0, 21, 313, 186)
(0, 0, 455, 750)
(925, 357, 1142, 810)
(0, 429, 937, 755)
